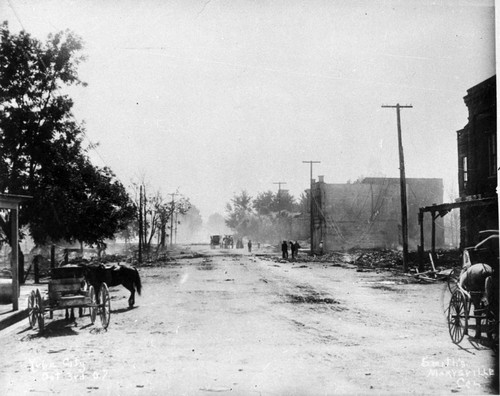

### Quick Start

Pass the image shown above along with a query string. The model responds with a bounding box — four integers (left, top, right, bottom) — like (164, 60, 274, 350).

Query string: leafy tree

(225, 190, 253, 234)
(254, 190, 298, 215)
(253, 191, 275, 215)
(0, 23, 134, 251)
(226, 189, 302, 243)
(273, 190, 298, 214)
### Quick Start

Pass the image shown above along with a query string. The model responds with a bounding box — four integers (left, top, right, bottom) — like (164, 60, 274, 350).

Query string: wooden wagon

(27, 265, 111, 334)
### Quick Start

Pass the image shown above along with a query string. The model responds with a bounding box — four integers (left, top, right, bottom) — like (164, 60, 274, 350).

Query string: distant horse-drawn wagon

(210, 235, 221, 249)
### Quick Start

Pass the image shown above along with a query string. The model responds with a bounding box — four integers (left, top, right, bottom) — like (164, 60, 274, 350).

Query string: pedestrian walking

(289, 241, 295, 259)
(281, 240, 288, 259)
(248, 240, 252, 253)
(293, 241, 301, 258)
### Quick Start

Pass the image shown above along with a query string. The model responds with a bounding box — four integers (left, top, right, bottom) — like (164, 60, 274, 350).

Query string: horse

(83, 263, 142, 308)
(458, 263, 494, 338)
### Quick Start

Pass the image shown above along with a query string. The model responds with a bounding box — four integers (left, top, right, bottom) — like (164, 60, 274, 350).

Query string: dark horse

(83, 263, 142, 308)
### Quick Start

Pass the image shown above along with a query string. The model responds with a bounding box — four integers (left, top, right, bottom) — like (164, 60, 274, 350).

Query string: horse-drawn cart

(447, 231, 498, 345)
(210, 235, 221, 249)
(27, 265, 111, 334)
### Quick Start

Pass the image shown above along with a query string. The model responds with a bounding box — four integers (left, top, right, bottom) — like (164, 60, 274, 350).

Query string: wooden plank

(429, 253, 436, 272)
(49, 278, 84, 285)
(49, 284, 82, 293)
(55, 296, 90, 307)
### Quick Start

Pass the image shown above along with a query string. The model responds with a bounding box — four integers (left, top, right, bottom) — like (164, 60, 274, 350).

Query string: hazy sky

(1, 0, 496, 220)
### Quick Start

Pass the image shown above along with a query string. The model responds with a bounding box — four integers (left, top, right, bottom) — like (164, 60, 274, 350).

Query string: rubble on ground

(263, 248, 462, 285)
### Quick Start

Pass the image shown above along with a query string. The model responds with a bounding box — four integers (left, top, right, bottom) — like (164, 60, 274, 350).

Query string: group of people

(282, 240, 300, 259)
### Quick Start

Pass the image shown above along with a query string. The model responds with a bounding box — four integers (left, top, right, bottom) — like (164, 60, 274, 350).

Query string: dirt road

(0, 248, 497, 395)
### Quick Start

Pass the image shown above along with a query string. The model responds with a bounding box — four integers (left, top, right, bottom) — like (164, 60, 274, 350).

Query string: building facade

(456, 75, 498, 247)
(310, 177, 444, 251)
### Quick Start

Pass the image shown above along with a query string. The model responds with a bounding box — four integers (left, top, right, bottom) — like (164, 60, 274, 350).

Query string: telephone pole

(273, 181, 286, 212)
(302, 161, 320, 254)
(169, 192, 178, 248)
(382, 103, 413, 272)
(138, 185, 143, 263)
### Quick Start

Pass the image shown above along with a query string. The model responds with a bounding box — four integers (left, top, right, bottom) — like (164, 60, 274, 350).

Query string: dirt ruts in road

(0, 251, 497, 395)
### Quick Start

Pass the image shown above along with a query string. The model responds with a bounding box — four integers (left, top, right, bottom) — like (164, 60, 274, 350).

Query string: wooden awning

(417, 196, 497, 271)
(419, 197, 496, 216)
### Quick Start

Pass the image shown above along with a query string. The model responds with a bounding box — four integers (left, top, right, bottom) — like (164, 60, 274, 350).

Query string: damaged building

(418, 75, 497, 254)
(457, 75, 497, 246)
(309, 176, 444, 251)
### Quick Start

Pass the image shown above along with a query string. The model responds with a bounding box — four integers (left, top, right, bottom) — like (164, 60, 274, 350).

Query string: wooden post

(418, 210, 424, 272)
(11, 208, 19, 311)
(431, 211, 436, 260)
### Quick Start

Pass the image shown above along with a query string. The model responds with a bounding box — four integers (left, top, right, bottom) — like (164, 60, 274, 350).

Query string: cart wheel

(448, 289, 468, 344)
(99, 283, 111, 329)
(88, 285, 97, 324)
(27, 291, 37, 328)
(35, 289, 44, 334)
(447, 267, 461, 294)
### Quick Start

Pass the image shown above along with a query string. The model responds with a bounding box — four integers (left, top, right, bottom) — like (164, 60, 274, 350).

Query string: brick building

(457, 75, 497, 247)
(309, 177, 444, 251)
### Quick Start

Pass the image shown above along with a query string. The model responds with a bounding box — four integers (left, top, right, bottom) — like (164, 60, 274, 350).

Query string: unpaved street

(0, 248, 497, 395)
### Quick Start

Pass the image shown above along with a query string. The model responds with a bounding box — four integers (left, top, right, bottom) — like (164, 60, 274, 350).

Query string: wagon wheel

(88, 285, 97, 324)
(99, 283, 111, 329)
(27, 290, 37, 328)
(447, 267, 461, 294)
(448, 289, 468, 344)
(35, 289, 44, 334)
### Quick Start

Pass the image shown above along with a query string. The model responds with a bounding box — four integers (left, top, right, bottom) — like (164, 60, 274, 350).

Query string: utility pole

(382, 103, 413, 272)
(174, 211, 178, 244)
(273, 181, 286, 212)
(302, 161, 321, 254)
(138, 185, 143, 263)
(169, 193, 178, 248)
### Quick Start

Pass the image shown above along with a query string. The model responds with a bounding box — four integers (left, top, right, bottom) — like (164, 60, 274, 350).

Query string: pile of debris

(351, 249, 403, 269)
(296, 251, 346, 264)
(266, 248, 461, 285)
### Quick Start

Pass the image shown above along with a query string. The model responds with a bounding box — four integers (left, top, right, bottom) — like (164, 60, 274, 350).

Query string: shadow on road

(111, 306, 137, 314)
(20, 319, 79, 340)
